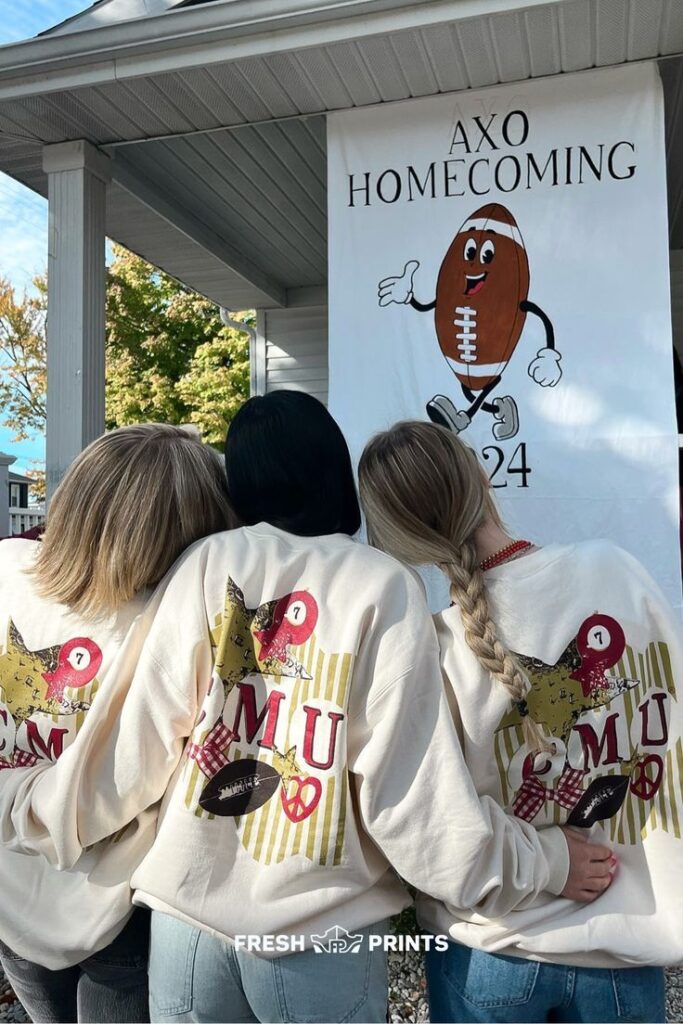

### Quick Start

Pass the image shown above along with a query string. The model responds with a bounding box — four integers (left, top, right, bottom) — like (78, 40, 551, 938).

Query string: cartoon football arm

(522, 299, 563, 387)
(378, 260, 435, 308)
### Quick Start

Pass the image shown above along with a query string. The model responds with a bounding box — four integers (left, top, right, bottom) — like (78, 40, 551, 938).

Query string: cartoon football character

(378, 203, 562, 440)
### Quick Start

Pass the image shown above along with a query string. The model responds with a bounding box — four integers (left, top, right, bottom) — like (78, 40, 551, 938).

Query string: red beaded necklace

(479, 539, 533, 573)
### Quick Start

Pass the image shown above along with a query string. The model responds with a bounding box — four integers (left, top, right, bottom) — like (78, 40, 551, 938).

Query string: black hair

(225, 391, 361, 537)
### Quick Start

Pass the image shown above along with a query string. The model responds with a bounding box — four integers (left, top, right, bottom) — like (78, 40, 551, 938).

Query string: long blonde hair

(33, 424, 234, 618)
(358, 420, 549, 754)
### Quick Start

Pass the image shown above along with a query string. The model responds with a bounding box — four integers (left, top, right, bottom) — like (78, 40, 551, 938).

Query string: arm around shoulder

(348, 581, 570, 915)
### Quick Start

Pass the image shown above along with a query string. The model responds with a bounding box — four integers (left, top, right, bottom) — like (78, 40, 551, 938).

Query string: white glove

(528, 347, 562, 387)
(378, 260, 419, 307)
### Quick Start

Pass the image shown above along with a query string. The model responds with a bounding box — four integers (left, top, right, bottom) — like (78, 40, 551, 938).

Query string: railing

(9, 506, 46, 535)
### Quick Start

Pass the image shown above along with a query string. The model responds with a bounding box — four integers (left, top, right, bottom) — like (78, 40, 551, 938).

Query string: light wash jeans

(426, 941, 667, 1024)
(148, 911, 389, 1024)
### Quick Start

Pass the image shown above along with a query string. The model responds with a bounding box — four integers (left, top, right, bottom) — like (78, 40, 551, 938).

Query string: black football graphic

(199, 759, 281, 817)
(566, 775, 629, 828)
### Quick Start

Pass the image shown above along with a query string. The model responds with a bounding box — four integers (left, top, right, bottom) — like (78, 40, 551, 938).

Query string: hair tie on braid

(515, 699, 529, 718)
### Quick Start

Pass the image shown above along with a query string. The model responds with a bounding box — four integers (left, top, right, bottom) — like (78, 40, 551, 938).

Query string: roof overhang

(0, 0, 574, 98)
(0, 0, 681, 310)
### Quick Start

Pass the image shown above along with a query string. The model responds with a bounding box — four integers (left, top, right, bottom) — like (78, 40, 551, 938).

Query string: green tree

(105, 245, 251, 447)
(176, 330, 250, 448)
(0, 246, 251, 462)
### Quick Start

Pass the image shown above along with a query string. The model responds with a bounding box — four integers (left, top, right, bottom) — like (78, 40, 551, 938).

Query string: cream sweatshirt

(0, 539, 158, 969)
(0, 525, 570, 953)
(419, 540, 683, 968)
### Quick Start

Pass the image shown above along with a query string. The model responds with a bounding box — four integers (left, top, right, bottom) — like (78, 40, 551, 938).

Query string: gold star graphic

(496, 638, 638, 745)
(0, 620, 62, 724)
(271, 745, 302, 784)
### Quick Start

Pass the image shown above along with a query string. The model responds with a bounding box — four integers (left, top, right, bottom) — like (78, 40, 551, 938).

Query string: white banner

(328, 64, 682, 609)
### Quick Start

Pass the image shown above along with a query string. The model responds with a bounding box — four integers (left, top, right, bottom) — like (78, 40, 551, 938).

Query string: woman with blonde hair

(0, 423, 232, 1024)
(359, 420, 682, 1024)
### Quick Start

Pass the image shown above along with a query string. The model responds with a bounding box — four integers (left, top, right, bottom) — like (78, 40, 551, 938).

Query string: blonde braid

(442, 541, 551, 755)
(359, 420, 552, 757)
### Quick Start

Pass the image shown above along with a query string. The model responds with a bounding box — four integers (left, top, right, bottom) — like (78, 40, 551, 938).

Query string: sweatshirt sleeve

(348, 575, 569, 915)
(0, 544, 214, 870)
(615, 545, 683, 644)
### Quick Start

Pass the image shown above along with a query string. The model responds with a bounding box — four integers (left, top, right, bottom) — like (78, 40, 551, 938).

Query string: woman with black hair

(0, 392, 610, 1024)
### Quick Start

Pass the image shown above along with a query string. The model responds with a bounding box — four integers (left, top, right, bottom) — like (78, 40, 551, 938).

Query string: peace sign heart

(281, 774, 322, 823)
(630, 754, 664, 801)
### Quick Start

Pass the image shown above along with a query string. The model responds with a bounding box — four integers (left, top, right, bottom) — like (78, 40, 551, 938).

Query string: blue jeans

(0, 909, 150, 1024)
(426, 942, 666, 1023)
(149, 911, 389, 1023)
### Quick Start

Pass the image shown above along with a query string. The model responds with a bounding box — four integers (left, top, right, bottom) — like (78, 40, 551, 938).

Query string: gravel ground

(1, 961, 680, 1022)
(389, 947, 430, 1022)
(0, 974, 28, 1022)
(667, 967, 683, 1024)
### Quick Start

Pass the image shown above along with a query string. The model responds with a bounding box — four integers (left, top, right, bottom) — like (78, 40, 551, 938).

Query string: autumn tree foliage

(0, 246, 252, 471)
(0, 274, 47, 441)
(0, 275, 47, 500)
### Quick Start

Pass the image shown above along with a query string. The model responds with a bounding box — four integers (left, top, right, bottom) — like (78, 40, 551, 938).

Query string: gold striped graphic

(48, 674, 101, 728)
(494, 641, 680, 845)
(32, 674, 103, 758)
(182, 631, 353, 866)
(607, 642, 681, 844)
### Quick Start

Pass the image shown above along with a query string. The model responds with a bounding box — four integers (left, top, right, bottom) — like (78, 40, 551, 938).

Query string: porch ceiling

(0, 0, 682, 308)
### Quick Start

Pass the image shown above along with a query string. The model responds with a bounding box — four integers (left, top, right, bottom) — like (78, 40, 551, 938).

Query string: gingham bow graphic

(513, 766, 585, 823)
(13, 750, 39, 767)
(186, 721, 236, 778)
(0, 750, 40, 770)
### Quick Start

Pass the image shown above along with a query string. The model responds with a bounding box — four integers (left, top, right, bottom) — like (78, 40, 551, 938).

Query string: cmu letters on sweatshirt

(420, 541, 683, 968)
(0, 525, 568, 950)
(0, 539, 157, 969)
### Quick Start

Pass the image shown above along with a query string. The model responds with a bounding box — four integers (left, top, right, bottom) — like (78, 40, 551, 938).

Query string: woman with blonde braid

(359, 420, 683, 1024)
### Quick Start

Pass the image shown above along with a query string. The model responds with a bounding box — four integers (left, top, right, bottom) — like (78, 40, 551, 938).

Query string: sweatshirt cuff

(537, 826, 570, 896)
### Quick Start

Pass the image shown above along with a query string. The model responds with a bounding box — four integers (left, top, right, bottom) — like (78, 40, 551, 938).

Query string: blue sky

(0, 0, 87, 474)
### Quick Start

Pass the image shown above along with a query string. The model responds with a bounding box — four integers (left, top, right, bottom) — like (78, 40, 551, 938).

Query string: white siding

(255, 306, 328, 405)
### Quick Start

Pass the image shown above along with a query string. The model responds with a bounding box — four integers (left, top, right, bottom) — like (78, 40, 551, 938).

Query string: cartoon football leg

(491, 396, 520, 441)
(427, 378, 503, 435)
(426, 395, 471, 433)
(458, 383, 520, 441)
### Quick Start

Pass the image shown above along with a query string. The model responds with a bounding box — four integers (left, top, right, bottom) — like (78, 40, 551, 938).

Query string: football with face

(434, 203, 530, 392)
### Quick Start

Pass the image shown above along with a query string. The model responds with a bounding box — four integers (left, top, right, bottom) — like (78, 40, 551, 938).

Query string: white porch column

(0, 453, 15, 538)
(42, 140, 110, 500)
